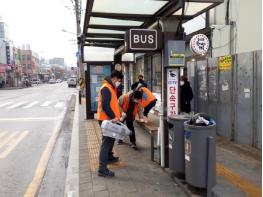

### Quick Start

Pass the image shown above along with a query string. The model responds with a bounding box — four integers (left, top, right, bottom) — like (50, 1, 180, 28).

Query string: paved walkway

(79, 105, 187, 197)
(78, 103, 261, 197)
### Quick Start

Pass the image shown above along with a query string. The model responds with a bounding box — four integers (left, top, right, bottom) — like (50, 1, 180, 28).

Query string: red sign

(0, 64, 6, 73)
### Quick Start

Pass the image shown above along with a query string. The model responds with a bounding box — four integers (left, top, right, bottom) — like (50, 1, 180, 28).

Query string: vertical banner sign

(167, 69, 179, 116)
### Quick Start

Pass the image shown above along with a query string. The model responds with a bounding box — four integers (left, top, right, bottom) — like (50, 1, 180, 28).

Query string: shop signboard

(167, 69, 179, 116)
(219, 55, 232, 70)
(0, 64, 5, 73)
(190, 34, 209, 55)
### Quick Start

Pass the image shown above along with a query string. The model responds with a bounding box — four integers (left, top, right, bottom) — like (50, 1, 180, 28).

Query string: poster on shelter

(89, 65, 111, 111)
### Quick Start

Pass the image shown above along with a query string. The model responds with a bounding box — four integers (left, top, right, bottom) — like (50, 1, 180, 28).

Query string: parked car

(67, 77, 77, 88)
(31, 78, 40, 84)
(48, 79, 56, 84)
(56, 79, 62, 83)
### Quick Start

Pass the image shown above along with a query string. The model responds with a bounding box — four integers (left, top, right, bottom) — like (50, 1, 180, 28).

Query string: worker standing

(97, 70, 123, 177)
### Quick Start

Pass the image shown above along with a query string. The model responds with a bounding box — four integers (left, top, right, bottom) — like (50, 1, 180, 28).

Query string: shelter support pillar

(160, 16, 183, 168)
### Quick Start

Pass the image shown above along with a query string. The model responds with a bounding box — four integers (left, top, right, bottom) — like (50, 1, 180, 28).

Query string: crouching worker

(135, 84, 157, 122)
(117, 90, 143, 149)
(97, 70, 123, 177)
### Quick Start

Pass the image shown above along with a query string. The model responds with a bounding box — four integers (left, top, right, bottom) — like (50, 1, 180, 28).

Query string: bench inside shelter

(136, 113, 160, 163)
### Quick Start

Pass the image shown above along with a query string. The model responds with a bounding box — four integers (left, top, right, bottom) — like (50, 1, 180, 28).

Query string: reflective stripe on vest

(97, 81, 121, 120)
(140, 87, 156, 108)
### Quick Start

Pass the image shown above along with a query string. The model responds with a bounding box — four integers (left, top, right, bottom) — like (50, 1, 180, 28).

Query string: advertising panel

(89, 65, 111, 111)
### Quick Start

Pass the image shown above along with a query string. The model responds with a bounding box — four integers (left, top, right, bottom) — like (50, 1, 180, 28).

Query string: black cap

(111, 70, 123, 79)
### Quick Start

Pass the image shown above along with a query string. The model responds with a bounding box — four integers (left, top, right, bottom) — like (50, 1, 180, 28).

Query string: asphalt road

(0, 82, 76, 197)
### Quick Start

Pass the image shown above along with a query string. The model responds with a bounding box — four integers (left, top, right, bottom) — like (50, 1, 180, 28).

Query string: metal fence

(187, 50, 262, 149)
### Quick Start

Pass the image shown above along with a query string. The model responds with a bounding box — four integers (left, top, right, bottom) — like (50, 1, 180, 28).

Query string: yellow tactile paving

(85, 120, 124, 172)
(217, 163, 262, 197)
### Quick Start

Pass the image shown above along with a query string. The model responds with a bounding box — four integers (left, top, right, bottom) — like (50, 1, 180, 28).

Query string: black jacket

(100, 77, 116, 119)
(131, 79, 148, 90)
(180, 81, 193, 113)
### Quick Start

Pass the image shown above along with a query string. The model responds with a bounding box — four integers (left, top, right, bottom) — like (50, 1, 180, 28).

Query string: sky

(0, 0, 78, 66)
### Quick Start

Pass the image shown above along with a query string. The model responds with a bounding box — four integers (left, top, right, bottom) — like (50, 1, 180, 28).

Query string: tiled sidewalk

(79, 105, 187, 197)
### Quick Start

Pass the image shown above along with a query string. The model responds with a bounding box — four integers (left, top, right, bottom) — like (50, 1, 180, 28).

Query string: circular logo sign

(190, 34, 209, 55)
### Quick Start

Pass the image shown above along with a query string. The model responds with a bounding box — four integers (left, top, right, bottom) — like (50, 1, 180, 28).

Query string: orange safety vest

(97, 81, 121, 121)
(121, 94, 139, 119)
(140, 87, 156, 108)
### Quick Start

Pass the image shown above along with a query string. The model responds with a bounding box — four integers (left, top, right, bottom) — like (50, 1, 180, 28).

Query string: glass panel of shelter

(87, 28, 125, 34)
(92, 0, 169, 14)
(89, 17, 143, 26)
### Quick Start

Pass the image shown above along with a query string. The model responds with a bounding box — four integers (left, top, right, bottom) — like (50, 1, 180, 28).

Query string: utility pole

(74, 0, 84, 79)
(74, 0, 85, 99)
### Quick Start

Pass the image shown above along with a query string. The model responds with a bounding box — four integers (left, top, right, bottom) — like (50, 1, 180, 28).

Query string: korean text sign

(167, 69, 179, 116)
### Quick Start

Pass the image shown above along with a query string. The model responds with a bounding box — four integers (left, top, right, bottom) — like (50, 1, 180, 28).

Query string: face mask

(180, 81, 185, 86)
(115, 81, 121, 87)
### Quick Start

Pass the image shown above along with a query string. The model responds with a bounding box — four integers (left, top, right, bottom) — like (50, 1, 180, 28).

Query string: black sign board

(6, 46, 10, 65)
(125, 29, 161, 52)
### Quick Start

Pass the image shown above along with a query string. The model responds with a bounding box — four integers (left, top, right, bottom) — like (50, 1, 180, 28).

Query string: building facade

(49, 57, 65, 66)
(210, 0, 262, 57)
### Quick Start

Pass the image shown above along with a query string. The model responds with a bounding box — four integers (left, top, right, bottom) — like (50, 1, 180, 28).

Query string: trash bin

(168, 115, 191, 174)
(184, 118, 216, 189)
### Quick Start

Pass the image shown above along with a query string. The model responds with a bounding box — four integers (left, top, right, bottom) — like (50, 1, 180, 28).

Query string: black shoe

(131, 143, 137, 149)
(98, 169, 115, 177)
(117, 140, 123, 145)
(107, 156, 119, 163)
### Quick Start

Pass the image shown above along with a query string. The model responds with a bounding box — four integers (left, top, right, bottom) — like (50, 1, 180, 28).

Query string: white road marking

(0, 131, 29, 159)
(54, 102, 64, 108)
(0, 132, 6, 139)
(0, 102, 12, 108)
(23, 101, 39, 109)
(7, 102, 27, 109)
(0, 132, 18, 149)
(40, 101, 52, 107)
(0, 117, 61, 121)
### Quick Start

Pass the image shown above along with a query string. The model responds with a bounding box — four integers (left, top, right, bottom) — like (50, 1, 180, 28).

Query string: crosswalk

(0, 101, 66, 110)
(0, 130, 29, 159)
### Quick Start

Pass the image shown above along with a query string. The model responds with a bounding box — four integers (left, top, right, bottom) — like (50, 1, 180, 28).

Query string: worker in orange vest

(134, 84, 157, 121)
(97, 70, 123, 177)
(117, 90, 143, 149)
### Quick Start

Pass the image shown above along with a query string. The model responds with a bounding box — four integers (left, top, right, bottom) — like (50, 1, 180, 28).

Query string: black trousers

(98, 121, 115, 172)
(126, 119, 136, 143)
(143, 99, 157, 117)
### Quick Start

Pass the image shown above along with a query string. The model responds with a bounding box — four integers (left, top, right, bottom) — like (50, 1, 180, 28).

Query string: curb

(64, 94, 79, 197)
(0, 87, 24, 90)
